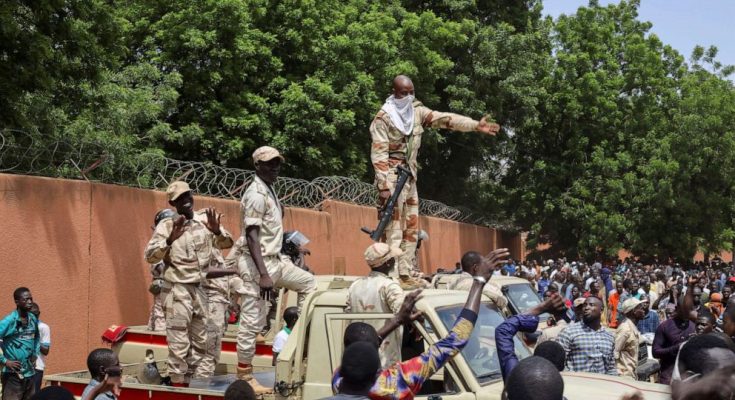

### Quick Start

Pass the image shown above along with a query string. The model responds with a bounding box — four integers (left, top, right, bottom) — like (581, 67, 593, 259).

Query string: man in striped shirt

(557, 296, 618, 375)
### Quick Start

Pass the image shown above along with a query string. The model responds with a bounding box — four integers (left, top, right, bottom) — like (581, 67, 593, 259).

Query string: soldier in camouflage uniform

(346, 243, 406, 368)
(370, 75, 500, 288)
(147, 261, 166, 331)
(147, 209, 176, 332)
(144, 181, 234, 386)
(235, 146, 317, 394)
(448, 251, 508, 309)
(199, 248, 240, 377)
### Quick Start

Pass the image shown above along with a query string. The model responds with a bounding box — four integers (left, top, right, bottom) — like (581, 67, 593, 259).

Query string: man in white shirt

(271, 307, 298, 366)
(30, 303, 50, 393)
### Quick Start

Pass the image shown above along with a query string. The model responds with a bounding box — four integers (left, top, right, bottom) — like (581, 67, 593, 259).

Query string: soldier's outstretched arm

(419, 107, 500, 135)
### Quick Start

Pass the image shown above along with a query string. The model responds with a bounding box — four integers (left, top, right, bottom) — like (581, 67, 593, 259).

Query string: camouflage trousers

(148, 293, 166, 331)
(162, 282, 208, 383)
(236, 254, 317, 365)
(199, 301, 228, 377)
(383, 173, 419, 278)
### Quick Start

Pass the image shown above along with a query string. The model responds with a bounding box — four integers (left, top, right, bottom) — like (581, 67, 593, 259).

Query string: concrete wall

(0, 173, 512, 373)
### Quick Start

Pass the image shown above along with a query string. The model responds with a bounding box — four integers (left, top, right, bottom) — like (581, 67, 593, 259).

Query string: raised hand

(166, 215, 186, 245)
(477, 117, 500, 136)
(686, 271, 705, 287)
(395, 290, 423, 324)
(204, 207, 222, 235)
(477, 248, 510, 281)
(543, 293, 566, 314)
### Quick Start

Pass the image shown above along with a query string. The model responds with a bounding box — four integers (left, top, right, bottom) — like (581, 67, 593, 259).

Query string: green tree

(114, 0, 551, 194)
(505, 0, 735, 260)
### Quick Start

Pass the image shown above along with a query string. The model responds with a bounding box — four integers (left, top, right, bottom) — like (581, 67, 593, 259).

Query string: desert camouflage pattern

(161, 282, 208, 383)
(234, 253, 316, 364)
(199, 249, 237, 376)
(200, 301, 228, 377)
(148, 261, 166, 331)
(240, 176, 283, 256)
(345, 271, 405, 368)
(202, 249, 232, 305)
(235, 173, 318, 365)
(370, 101, 479, 276)
(144, 210, 233, 284)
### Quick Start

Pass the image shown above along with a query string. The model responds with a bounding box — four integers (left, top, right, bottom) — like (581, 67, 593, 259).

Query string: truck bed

(114, 325, 274, 369)
(45, 361, 276, 399)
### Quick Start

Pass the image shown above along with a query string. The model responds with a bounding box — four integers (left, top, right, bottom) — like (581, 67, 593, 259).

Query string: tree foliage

(2, 0, 734, 260)
(504, 0, 735, 260)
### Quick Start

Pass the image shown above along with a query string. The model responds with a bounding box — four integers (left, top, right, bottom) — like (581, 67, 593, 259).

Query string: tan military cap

(167, 181, 191, 201)
(621, 297, 643, 315)
(252, 146, 285, 164)
(364, 243, 403, 268)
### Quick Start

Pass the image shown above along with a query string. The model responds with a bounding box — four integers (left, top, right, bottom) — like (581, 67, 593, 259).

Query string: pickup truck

(45, 277, 671, 400)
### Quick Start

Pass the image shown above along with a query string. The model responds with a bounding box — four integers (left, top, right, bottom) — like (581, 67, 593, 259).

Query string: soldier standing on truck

(147, 209, 176, 331)
(235, 146, 317, 393)
(144, 181, 234, 387)
(448, 251, 508, 309)
(200, 248, 240, 378)
(346, 243, 406, 368)
(370, 75, 500, 289)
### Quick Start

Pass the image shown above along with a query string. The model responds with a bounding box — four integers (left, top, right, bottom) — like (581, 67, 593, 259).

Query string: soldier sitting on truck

(447, 251, 508, 309)
(333, 248, 511, 400)
(346, 243, 406, 368)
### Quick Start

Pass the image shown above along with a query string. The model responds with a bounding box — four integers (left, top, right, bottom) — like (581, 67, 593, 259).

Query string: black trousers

(31, 370, 44, 393)
(1, 372, 36, 400)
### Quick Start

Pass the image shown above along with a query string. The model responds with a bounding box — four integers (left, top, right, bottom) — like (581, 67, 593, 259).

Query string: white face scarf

(381, 94, 415, 136)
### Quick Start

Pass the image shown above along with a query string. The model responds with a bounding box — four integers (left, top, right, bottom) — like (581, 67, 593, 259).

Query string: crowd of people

(487, 257, 735, 397)
(2, 74, 735, 400)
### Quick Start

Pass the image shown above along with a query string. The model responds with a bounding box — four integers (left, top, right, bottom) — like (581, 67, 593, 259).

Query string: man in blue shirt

(503, 259, 517, 276)
(0, 287, 40, 400)
(82, 349, 122, 400)
(495, 293, 566, 381)
(635, 295, 660, 335)
(537, 271, 550, 298)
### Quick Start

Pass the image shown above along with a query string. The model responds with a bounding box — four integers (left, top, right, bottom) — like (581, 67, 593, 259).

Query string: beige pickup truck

(45, 276, 671, 400)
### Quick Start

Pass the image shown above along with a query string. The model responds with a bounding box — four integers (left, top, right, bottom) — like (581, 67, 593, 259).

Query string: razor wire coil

(0, 129, 513, 228)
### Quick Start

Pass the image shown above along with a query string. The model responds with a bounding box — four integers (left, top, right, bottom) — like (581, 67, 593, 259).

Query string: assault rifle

(361, 164, 413, 241)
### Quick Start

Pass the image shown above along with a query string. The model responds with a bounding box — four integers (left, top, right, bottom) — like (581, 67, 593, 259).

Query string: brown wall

(0, 173, 512, 373)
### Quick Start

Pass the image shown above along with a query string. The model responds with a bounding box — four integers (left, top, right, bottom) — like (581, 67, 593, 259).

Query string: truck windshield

(504, 284, 549, 322)
(435, 303, 532, 384)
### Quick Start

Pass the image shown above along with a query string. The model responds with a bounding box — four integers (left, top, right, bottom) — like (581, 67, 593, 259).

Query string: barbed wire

(0, 129, 515, 228)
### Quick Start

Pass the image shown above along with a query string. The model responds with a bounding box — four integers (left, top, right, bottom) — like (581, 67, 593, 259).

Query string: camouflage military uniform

(199, 249, 236, 377)
(235, 176, 317, 371)
(346, 271, 405, 368)
(370, 102, 481, 277)
(144, 210, 233, 384)
(448, 272, 508, 309)
(147, 261, 166, 331)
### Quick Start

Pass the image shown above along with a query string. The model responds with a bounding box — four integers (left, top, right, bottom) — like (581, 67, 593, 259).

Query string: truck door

(324, 314, 476, 400)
